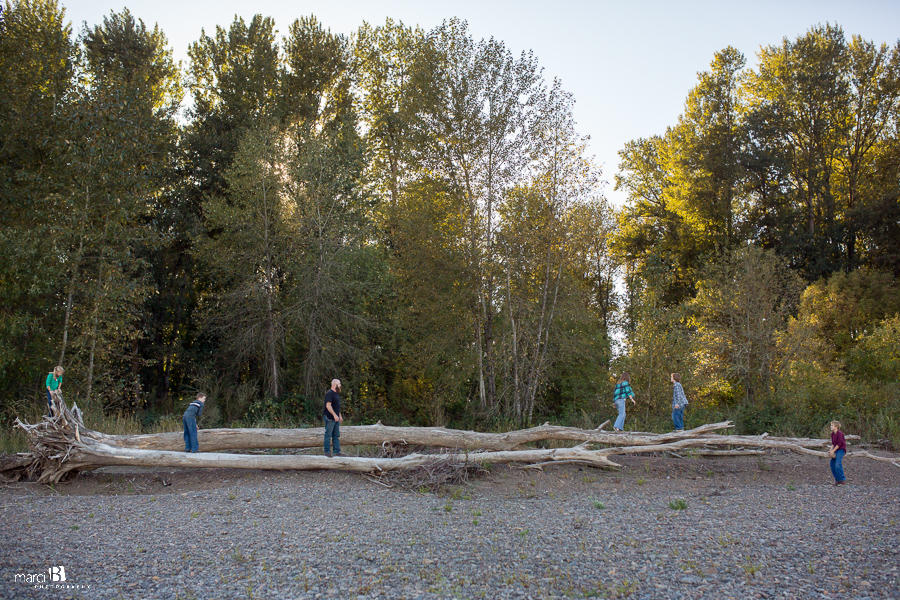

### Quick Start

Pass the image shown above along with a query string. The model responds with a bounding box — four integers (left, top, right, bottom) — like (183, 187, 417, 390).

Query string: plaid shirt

(613, 381, 633, 403)
(672, 382, 689, 409)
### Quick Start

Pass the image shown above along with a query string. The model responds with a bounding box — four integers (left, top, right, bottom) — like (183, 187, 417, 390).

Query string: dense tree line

(615, 25, 900, 438)
(1, 2, 897, 440)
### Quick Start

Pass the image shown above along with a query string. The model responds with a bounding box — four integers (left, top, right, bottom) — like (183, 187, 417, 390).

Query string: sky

(63, 0, 900, 206)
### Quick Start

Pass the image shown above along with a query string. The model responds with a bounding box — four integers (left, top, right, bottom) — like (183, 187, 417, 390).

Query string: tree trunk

(85, 267, 102, 404)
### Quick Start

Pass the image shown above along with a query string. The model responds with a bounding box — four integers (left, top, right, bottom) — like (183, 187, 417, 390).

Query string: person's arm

(326, 401, 340, 420)
(676, 384, 688, 408)
(625, 382, 635, 404)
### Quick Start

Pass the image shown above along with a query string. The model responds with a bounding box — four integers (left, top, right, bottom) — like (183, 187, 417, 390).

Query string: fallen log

(100, 420, 739, 452)
(4, 391, 897, 483)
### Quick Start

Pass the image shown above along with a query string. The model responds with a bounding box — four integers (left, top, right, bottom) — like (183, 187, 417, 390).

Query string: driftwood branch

(3, 391, 897, 484)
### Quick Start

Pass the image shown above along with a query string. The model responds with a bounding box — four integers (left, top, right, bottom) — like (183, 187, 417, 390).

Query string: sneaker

(334, 452, 343, 457)
(324, 452, 333, 457)
(836, 480, 847, 486)
(613, 428, 623, 432)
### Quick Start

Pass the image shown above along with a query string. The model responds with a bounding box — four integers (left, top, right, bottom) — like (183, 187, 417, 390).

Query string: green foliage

(847, 316, 900, 382)
(690, 246, 804, 405)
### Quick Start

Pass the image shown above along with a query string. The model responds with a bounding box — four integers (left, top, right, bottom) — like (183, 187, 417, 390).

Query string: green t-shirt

(46, 373, 62, 391)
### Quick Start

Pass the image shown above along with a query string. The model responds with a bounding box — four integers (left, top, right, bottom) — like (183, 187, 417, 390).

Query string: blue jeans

(830, 448, 845, 482)
(672, 407, 684, 430)
(47, 390, 54, 417)
(183, 416, 199, 452)
(324, 418, 340, 454)
(614, 399, 626, 430)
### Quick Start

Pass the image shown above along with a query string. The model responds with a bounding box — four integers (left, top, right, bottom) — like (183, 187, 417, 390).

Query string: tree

(55, 9, 180, 409)
(497, 84, 602, 421)
(280, 16, 370, 399)
(420, 19, 544, 414)
(840, 36, 900, 270)
(0, 0, 74, 403)
(744, 24, 851, 280)
(352, 18, 428, 234)
(690, 247, 804, 405)
(193, 121, 289, 399)
(189, 15, 369, 403)
(670, 47, 748, 253)
(612, 133, 699, 309)
(184, 14, 281, 201)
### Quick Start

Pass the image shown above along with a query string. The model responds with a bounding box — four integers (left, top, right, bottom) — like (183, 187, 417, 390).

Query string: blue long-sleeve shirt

(183, 400, 204, 420)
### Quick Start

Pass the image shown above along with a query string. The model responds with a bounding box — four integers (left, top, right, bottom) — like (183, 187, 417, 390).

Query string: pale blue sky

(64, 0, 900, 205)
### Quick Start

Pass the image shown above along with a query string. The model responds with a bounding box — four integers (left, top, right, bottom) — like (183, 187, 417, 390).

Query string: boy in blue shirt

(182, 393, 206, 453)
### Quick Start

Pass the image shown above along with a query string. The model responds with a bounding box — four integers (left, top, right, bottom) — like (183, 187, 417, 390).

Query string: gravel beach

(1, 452, 898, 600)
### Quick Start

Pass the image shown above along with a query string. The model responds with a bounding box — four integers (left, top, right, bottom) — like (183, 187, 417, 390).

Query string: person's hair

(54, 366, 64, 376)
(616, 372, 630, 385)
(331, 379, 341, 388)
(671, 372, 681, 383)
(197, 393, 207, 401)
(831, 420, 841, 429)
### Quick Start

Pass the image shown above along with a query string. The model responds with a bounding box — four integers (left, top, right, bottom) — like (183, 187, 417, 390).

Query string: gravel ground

(1, 453, 898, 600)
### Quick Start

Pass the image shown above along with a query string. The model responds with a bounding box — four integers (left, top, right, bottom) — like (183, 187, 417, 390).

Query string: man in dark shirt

(323, 379, 343, 457)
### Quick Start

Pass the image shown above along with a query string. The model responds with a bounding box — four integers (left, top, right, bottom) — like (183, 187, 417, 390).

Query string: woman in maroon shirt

(829, 420, 847, 486)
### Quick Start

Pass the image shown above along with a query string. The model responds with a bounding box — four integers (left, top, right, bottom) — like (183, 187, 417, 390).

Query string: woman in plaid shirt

(612, 372, 636, 431)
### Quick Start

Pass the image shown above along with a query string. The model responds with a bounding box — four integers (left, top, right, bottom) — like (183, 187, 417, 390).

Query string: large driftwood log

(5, 391, 898, 484)
(96, 420, 740, 452)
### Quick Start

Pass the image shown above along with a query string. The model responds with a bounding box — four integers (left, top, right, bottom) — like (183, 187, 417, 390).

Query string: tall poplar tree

(0, 0, 74, 402)
(57, 9, 180, 408)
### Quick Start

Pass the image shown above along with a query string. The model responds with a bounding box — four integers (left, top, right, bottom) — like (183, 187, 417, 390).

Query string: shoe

(324, 452, 333, 457)
(836, 480, 846, 486)
(334, 452, 343, 457)
(613, 428, 622, 432)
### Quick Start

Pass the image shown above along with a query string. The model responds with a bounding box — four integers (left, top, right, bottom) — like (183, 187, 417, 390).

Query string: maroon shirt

(831, 430, 846, 451)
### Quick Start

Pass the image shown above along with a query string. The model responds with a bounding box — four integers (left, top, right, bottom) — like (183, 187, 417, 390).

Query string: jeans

(324, 418, 341, 455)
(47, 390, 54, 417)
(183, 416, 199, 452)
(672, 407, 684, 430)
(614, 399, 626, 430)
(830, 448, 845, 482)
